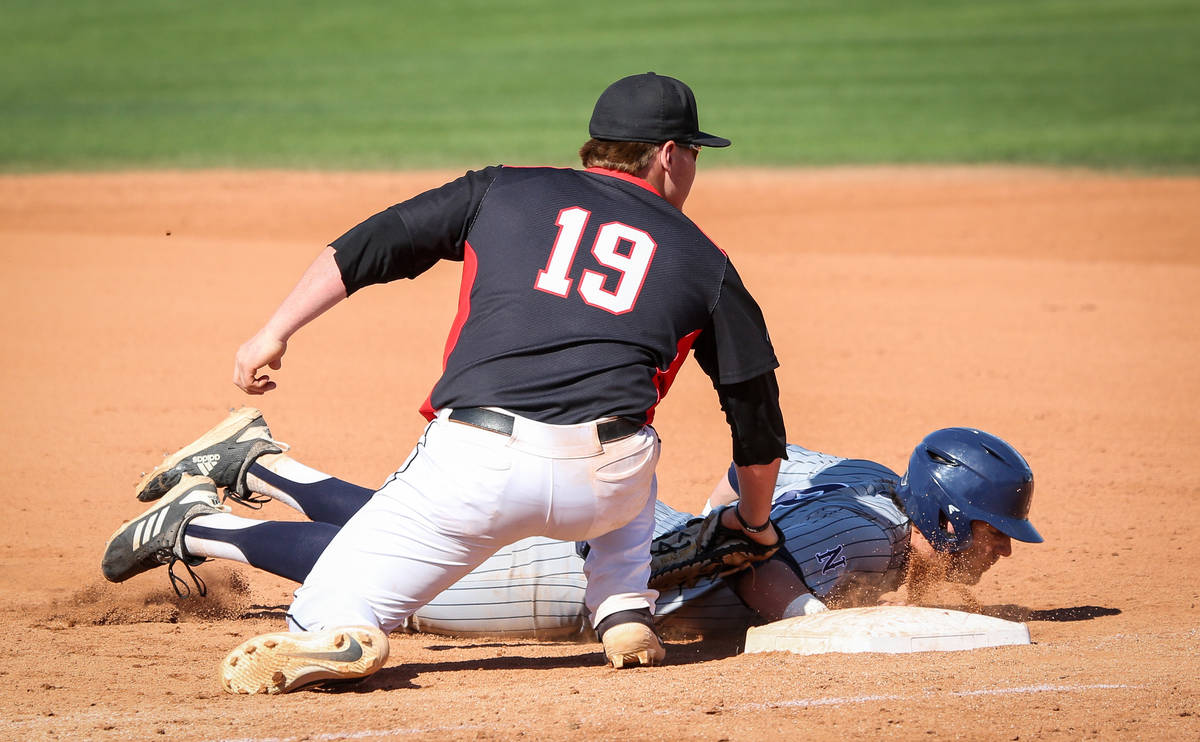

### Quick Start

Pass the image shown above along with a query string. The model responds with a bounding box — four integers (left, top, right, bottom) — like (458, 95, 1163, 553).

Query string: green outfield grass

(2, 0, 1198, 171)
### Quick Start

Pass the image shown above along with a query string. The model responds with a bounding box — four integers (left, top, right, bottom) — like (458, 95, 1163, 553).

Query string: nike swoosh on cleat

(287, 636, 364, 663)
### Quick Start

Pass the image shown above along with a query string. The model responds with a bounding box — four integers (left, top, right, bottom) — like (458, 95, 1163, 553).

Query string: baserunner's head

(580, 72, 730, 209)
(896, 427, 1042, 583)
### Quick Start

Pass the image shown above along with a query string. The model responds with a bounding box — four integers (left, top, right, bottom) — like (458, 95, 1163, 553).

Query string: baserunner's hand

(234, 330, 287, 395)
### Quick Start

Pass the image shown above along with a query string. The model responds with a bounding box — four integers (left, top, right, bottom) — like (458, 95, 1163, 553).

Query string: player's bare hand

(720, 505, 780, 547)
(234, 330, 287, 395)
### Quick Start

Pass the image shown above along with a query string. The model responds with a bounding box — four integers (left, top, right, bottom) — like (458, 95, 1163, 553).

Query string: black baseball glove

(648, 505, 785, 591)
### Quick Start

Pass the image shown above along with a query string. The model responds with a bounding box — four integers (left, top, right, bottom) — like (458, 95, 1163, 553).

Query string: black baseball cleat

(101, 475, 226, 595)
(134, 407, 286, 505)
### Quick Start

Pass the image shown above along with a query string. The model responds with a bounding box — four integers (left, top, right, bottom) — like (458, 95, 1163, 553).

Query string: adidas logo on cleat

(192, 453, 221, 476)
(130, 489, 219, 549)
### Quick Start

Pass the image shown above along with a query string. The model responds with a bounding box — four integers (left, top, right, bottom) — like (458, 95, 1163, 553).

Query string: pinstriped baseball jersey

(406, 537, 589, 638)
(404, 443, 912, 638)
(655, 445, 910, 634)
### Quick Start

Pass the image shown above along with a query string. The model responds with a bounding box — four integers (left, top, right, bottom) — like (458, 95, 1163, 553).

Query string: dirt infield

(1, 168, 1197, 740)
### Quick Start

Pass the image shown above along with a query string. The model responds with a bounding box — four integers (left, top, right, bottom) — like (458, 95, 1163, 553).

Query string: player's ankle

(595, 607, 654, 641)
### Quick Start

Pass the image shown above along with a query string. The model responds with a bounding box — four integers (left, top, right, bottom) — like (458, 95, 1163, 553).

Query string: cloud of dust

(40, 566, 258, 626)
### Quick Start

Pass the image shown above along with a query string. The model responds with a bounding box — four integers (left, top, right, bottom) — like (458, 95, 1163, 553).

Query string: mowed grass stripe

(1, 0, 1197, 171)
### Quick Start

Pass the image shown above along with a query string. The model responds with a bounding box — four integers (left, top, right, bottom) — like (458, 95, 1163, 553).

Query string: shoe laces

(162, 501, 227, 597)
(165, 555, 207, 598)
(221, 488, 272, 509)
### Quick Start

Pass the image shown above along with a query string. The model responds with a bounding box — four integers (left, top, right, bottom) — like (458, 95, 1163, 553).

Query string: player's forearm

(732, 459, 780, 526)
(262, 247, 348, 341)
(731, 557, 810, 622)
(234, 247, 350, 394)
(715, 458, 781, 546)
(704, 475, 739, 513)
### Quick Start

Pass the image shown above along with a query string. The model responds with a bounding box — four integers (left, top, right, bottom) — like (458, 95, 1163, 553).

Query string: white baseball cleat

(221, 625, 390, 695)
(602, 622, 666, 668)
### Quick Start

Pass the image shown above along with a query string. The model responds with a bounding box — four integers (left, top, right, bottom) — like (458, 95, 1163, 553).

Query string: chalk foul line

(729, 683, 1135, 711)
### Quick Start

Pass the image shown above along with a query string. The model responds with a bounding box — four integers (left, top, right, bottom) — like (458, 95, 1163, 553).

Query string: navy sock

(187, 521, 338, 584)
(249, 462, 374, 526)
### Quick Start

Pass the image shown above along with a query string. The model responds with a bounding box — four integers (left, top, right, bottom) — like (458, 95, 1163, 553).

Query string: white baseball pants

(288, 408, 661, 633)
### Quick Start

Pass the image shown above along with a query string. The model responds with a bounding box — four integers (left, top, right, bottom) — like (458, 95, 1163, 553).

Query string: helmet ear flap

(897, 470, 972, 553)
(937, 506, 975, 552)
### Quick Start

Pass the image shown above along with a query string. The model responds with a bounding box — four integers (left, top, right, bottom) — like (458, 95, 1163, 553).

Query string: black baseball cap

(589, 72, 731, 148)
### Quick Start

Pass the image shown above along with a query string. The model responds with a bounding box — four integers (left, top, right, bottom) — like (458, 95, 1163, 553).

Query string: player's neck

(641, 163, 688, 211)
(904, 530, 948, 601)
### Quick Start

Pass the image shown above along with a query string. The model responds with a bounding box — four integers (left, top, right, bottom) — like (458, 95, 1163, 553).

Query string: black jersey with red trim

(330, 165, 778, 428)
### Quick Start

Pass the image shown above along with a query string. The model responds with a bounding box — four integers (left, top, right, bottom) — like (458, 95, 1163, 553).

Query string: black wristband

(733, 506, 771, 534)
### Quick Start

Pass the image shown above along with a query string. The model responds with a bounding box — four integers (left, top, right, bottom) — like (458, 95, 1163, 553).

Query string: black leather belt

(447, 407, 643, 443)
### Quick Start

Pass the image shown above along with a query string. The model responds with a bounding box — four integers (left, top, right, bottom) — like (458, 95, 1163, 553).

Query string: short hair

(578, 139, 661, 175)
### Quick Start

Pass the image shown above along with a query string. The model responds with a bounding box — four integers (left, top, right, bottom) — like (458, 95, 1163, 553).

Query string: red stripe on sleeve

(419, 241, 479, 421)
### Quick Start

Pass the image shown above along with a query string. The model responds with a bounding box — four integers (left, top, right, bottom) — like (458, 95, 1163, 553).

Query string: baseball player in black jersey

(132, 72, 786, 694)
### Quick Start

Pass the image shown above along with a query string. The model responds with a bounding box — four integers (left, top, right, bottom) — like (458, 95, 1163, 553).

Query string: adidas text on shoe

(221, 626, 389, 695)
(602, 622, 666, 669)
(101, 475, 225, 587)
(136, 407, 285, 503)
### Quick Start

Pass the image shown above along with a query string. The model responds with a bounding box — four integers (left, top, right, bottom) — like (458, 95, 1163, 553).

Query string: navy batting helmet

(895, 428, 1042, 553)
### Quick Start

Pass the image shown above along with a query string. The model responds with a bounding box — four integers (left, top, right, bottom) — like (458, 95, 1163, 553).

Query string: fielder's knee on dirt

(287, 587, 381, 632)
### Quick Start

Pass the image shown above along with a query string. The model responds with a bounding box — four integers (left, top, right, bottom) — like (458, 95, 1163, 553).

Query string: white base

(743, 606, 1030, 656)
